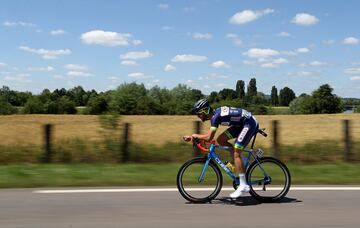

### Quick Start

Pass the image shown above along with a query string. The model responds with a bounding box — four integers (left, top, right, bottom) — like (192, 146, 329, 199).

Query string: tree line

(0, 78, 354, 115)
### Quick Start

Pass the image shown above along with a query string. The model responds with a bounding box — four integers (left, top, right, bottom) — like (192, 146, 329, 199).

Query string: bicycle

(177, 128, 291, 203)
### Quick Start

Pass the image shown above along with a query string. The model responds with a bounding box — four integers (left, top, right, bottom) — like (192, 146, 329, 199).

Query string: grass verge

(1, 163, 360, 188)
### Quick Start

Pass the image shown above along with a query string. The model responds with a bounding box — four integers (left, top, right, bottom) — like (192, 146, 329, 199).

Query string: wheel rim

(180, 160, 221, 201)
(248, 160, 289, 200)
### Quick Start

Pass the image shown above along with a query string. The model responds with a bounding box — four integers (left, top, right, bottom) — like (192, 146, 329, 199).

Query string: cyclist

(183, 98, 259, 198)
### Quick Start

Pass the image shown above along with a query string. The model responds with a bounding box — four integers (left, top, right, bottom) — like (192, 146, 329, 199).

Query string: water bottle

(224, 161, 235, 173)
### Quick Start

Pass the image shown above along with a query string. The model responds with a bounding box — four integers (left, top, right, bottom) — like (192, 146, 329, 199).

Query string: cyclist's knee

(234, 144, 244, 157)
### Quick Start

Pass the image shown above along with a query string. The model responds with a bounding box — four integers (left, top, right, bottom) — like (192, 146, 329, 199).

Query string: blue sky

(0, 0, 359, 98)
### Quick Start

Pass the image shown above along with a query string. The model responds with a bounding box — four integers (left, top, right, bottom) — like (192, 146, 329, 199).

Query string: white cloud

(164, 64, 176, 72)
(121, 60, 137, 66)
(261, 63, 277, 68)
(291, 13, 319, 25)
(350, 76, 360, 80)
(309, 61, 327, 66)
(0, 62, 7, 67)
(344, 68, 360, 75)
(282, 50, 298, 56)
(288, 71, 321, 77)
(277, 32, 290, 37)
(53, 75, 63, 79)
(4, 73, 32, 83)
(120, 50, 153, 60)
(81, 30, 136, 47)
(342, 37, 359, 45)
(67, 71, 93, 77)
(272, 58, 288, 64)
(243, 60, 255, 65)
(199, 73, 228, 80)
(28, 66, 55, 72)
(211, 60, 230, 68)
(19, 46, 71, 59)
(260, 58, 288, 68)
(128, 72, 152, 79)
(226, 34, 242, 46)
(192, 32, 212, 40)
(171, 54, 207, 62)
(132, 40, 143, 45)
(50, 29, 66, 35)
(158, 4, 169, 10)
(229, 8, 274, 25)
(297, 47, 310, 53)
(64, 64, 88, 71)
(184, 7, 195, 12)
(3, 21, 37, 27)
(322, 40, 335, 45)
(162, 26, 174, 30)
(243, 48, 280, 58)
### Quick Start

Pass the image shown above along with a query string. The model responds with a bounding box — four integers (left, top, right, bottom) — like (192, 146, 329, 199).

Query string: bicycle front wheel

(246, 157, 291, 203)
(177, 157, 223, 203)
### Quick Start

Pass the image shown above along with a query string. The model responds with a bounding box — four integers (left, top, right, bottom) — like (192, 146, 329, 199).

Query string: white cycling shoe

(230, 185, 250, 198)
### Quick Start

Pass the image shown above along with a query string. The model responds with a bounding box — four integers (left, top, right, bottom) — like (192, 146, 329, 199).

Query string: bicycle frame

(198, 144, 270, 186)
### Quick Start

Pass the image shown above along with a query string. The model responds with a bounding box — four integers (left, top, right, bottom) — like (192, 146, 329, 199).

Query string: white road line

(33, 186, 360, 194)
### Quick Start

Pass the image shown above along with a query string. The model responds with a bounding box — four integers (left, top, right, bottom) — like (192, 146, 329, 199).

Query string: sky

(0, 0, 359, 98)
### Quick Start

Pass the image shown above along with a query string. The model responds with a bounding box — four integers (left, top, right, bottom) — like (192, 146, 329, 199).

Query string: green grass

(1, 163, 360, 188)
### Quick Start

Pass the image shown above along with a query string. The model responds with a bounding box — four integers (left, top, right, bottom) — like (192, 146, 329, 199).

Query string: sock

(239, 173, 247, 186)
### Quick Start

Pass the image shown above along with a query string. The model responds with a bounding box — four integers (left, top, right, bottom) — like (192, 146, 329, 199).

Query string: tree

(236, 80, 245, 99)
(56, 97, 77, 114)
(218, 88, 237, 100)
(289, 84, 343, 114)
(110, 82, 147, 114)
(247, 78, 257, 98)
(270, 86, 279, 106)
(312, 84, 343, 113)
(0, 97, 17, 115)
(279, 87, 296, 106)
(67, 86, 86, 106)
(23, 97, 46, 114)
(289, 95, 316, 114)
(208, 91, 219, 103)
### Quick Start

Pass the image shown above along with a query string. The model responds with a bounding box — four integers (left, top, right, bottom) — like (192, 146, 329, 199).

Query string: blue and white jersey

(210, 106, 252, 132)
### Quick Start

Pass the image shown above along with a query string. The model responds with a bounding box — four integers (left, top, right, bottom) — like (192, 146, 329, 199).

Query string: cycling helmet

(193, 99, 210, 114)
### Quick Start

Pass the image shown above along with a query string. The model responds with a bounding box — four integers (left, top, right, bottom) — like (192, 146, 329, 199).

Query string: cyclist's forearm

(192, 131, 215, 142)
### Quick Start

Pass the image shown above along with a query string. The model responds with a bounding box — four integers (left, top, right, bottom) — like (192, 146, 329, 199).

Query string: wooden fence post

(122, 123, 130, 163)
(272, 120, 280, 159)
(343, 119, 352, 162)
(194, 121, 202, 157)
(42, 124, 52, 163)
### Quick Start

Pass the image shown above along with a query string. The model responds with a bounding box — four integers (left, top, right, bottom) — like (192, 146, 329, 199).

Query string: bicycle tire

(177, 157, 223, 203)
(246, 157, 291, 203)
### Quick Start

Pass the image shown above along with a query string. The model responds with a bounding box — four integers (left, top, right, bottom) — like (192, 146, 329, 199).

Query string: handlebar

(192, 138, 214, 153)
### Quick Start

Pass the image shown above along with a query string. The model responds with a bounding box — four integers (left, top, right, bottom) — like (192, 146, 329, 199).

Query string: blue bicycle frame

(198, 144, 271, 186)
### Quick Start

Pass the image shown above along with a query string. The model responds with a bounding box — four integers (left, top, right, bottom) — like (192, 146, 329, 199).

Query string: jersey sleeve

(210, 111, 220, 132)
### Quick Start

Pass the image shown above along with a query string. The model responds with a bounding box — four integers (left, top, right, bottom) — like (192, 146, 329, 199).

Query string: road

(0, 186, 359, 228)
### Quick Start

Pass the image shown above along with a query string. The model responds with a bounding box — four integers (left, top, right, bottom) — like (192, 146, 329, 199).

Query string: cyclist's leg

(233, 117, 259, 173)
(216, 126, 241, 160)
(230, 117, 258, 198)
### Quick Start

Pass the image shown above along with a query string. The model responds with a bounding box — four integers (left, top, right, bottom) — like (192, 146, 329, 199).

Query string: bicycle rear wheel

(177, 157, 223, 203)
(246, 157, 291, 203)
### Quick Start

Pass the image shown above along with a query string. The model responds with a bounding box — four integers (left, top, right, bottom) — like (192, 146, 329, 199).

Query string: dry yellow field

(0, 114, 359, 148)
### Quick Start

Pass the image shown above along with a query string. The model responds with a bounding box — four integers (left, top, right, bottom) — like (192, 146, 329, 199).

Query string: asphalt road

(0, 186, 359, 228)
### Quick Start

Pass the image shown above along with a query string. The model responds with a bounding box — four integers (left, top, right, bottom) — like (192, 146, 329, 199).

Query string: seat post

(250, 133, 257, 149)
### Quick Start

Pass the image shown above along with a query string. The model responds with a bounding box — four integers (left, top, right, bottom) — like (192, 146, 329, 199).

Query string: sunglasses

(196, 107, 210, 115)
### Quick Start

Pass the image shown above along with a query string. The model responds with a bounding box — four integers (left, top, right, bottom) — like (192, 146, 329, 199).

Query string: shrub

(0, 97, 17, 115)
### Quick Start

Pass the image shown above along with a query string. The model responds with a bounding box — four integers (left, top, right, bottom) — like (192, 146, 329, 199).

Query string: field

(1, 163, 360, 188)
(0, 114, 359, 149)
